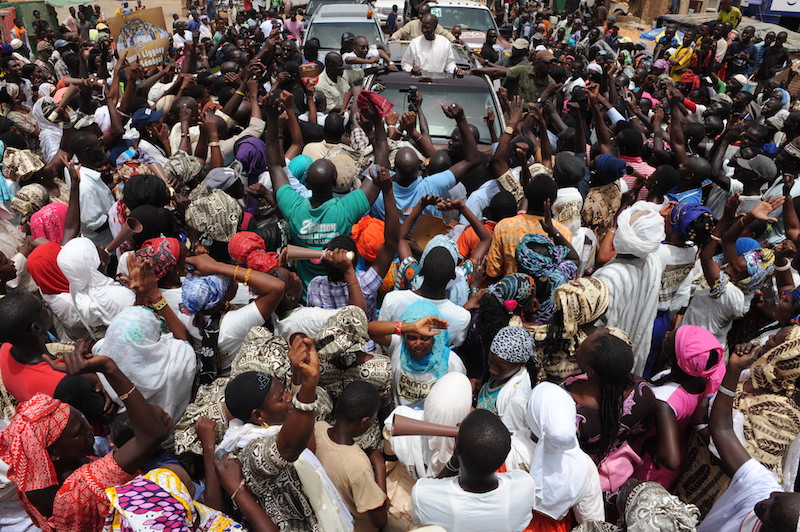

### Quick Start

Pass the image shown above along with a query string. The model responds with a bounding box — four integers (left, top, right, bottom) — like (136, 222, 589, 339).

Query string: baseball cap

(735, 154, 777, 180)
(534, 50, 556, 63)
(341, 32, 355, 43)
(36, 41, 53, 53)
(711, 93, 733, 105)
(531, 32, 544, 42)
(511, 38, 529, 50)
(54, 39, 70, 49)
(131, 108, 164, 130)
(729, 74, 747, 87)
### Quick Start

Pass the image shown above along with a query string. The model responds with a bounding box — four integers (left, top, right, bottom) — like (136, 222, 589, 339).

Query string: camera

(407, 85, 418, 112)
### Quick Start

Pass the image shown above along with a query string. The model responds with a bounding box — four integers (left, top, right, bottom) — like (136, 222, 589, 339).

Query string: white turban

(613, 201, 666, 258)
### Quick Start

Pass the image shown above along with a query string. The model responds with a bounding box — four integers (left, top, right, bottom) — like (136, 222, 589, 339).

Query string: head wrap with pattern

(10, 183, 49, 225)
(180, 274, 231, 315)
(313, 305, 369, 365)
(135, 237, 181, 280)
(489, 273, 536, 313)
(554, 277, 610, 337)
(490, 326, 534, 364)
(186, 188, 242, 242)
(624, 481, 699, 531)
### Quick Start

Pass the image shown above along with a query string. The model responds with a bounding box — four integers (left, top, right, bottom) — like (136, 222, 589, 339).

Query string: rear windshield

(306, 0, 359, 16)
(307, 22, 382, 49)
(375, 81, 498, 143)
(429, 6, 496, 32)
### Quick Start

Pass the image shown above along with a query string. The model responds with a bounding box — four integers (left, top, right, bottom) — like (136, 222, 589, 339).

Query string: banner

(107, 7, 171, 69)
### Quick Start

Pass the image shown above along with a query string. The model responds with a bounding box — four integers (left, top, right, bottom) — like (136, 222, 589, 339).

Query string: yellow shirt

(486, 213, 573, 278)
(717, 7, 742, 28)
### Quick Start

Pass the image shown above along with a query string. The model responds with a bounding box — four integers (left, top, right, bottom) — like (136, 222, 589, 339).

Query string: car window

(376, 82, 498, 143)
(307, 0, 359, 16)
(428, 7, 496, 32)
(307, 22, 382, 49)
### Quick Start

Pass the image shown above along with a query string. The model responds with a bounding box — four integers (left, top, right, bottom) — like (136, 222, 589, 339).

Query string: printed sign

(107, 7, 171, 68)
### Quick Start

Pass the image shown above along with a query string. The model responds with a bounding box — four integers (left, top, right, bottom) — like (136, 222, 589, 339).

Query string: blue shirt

(369, 169, 457, 221)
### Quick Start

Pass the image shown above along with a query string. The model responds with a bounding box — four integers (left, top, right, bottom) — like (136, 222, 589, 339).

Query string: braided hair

(588, 332, 634, 462)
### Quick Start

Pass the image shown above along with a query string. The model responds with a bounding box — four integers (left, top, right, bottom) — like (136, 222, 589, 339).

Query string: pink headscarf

(29, 202, 68, 243)
(675, 325, 726, 395)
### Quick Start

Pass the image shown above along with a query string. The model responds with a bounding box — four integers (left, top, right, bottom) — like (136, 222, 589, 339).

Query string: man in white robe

(401, 14, 463, 76)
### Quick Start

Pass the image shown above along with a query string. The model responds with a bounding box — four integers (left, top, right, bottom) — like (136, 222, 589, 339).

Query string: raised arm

(367, 316, 449, 347)
(400, 111, 436, 158)
(360, 108, 390, 204)
(372, 169, 400, 277)
(490, 95, 526, 178)
(60, 159, 81, 245)
(276, 336, 320, 461)
(397, 195, 440, 260)
(784, 174, 800, 244)
(280, 90, 304, 160)
(587, 83, 612, 154)
(668, 89, 689, 167)
(445, 198, 492, 260)
(263, 94, 290, 191)
(445, 103, 480, 181)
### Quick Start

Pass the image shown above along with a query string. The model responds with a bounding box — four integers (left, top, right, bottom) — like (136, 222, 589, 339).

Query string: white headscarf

(94, 306, 196, 421)
(31, 97, 62, 163)
(527, 382, 595, 521)
(57, 237, 135, 335)
(613, 201, 666, 258)
(423, 372, 473, 477)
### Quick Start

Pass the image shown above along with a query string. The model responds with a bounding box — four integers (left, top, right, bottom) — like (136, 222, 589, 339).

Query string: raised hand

(751, 195, 785, 222)
(441, 103, 465, 120)
(288, 336, 320, 384)
(412, 316, 449, 336)
(729, 342, 761, 371)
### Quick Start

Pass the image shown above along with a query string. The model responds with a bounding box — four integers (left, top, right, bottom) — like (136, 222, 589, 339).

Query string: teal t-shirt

(276, 184, 371, 288)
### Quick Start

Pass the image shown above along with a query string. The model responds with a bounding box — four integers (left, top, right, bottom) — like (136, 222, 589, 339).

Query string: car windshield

(306, 0, 361, 16)
(428, 6, 496, 32)
(307, 22, 382, 49)
(376, 81, 498, 143)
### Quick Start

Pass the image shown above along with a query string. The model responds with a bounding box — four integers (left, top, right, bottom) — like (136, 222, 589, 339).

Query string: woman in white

(56, 236, 135, 338)
(526, 382, 604, 527)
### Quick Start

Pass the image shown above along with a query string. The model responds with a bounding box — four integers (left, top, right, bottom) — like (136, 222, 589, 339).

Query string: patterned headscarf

(400, 300, 450, 379)
(624, 481, 699, 532)
(750, 326, 800, 397)
(165, 150, 202, 185)
(736, 248, 775, 294)
(10, 183, 49, 225)
(313, 305, 369, 365)
(554, 277, 610, 337)
(489, 273, 536, 313)
(180, 274, 231, 315)
(185, 188, 242, 242)
(135, 237, 181, 280)
(490, 326, 534, 364)
(517, 233, 578, 321)
(228, 231, 280, 272)
(104, 468, 246, 532)
(29, 202, 68, 243)
(0, 393, 71, 493)
(669, 203, 714, 242)
(26, 241, 70, 295)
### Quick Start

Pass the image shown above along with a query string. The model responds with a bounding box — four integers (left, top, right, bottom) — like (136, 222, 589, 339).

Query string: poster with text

(107, 7, 171, 69)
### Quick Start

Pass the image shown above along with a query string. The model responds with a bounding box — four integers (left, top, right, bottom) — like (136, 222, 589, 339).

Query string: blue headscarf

(736, 237, 761, 257)
(180, 274, 231, 315)
(669, 202, 712, 241)
(516, 233, 578, 323)
(592, 153, 626, 187)
(411, 235, 469, 306)
(288, 155, 313, 185)
(399, 300, 450, 379)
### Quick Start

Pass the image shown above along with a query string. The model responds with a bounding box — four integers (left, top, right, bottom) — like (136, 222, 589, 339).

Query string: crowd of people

(0, 0, 798, 530)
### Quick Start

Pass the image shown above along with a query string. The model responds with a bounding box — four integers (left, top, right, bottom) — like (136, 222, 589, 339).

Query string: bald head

(421, 14, 438, 40)
(395, 147, 422, 176)
(306, 159, 337, 196)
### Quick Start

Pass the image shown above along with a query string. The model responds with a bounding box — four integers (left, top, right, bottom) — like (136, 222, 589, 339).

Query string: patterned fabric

(400, 301, 451, 379)
(112, 160, 150, 201)
(103, 468, 246, 531)
(313, 305, 369, 363)
(180, 274, 230, 315)
(135, 237, 180, 280)
(29, 202, 68, 242)
(10, 183, 49, 225)
(581, 182, 621, 239)
(669, 203, 713, 242)
(307, 268, 383, 321)
(356, 90, 393, 117)
(186, 186, 241, 242)
(490, 325, 534, 364)
(2, 147, 44, 180)
(555, 278, 610, 338)
(710, 248, 775, 297)
(489, 273, 536, 312)
(165, 150, 202, 185)
(0, 393, 70, 493)
(623, 481, 699, 531)
(517, 233, 578, 323)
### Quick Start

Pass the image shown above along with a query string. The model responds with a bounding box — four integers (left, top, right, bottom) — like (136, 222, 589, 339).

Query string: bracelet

(235, 90, 245, 96)
(776, 260, 791, 272)
(347, 281, 359, 287)
(243, 268, 252, 286)
(608, 227, 616, 233)
(208, 141, 220, 147)
(445, 458, 459, 472)
(504, 125, 514, 135)
(710, 234, 722, 242)
(181, 132, 190, 137)
(118, 384, 137, 401)
(152, 297, 168, 311)
(103, 247, 112, 256)
(387, 124, 397, 129)
(233, 265, 240, 283)
(694, 423, 709, 432)
(394, 321, 404, 335)
(230, 478, 246, 500)
(718, 384, 737, 398)
(291, 394, 318, 412)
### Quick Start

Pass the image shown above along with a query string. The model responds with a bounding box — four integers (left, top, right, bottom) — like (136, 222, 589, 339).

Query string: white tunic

(401, 34, 456, 74)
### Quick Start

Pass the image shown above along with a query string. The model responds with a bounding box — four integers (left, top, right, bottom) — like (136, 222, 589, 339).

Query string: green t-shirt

(505, 66, 554, 104)
(276, 184, 371, 287)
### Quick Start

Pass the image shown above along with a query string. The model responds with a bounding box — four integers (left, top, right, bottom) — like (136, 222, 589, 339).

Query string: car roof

(370, 70, 490, 88)
(313, 3, 372, 18)
(427, 0, 489, 8)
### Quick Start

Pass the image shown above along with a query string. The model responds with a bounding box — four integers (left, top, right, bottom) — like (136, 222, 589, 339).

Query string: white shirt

(387, 335, 467, 408)
(342, 48, 381, 69)
(401, 34, 456, 74)
(379, 290, 471, 347)
(697, 459, 781, 532)
(655, 244, 698, 313)
(412, 470, 535, 532)
(75, 166, 114, 247)
(173, 30, 193, 48)
(682, 280, 750, 351)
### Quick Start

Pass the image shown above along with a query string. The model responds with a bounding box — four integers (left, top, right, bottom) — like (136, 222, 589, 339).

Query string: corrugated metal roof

(661, 13, 800, 51)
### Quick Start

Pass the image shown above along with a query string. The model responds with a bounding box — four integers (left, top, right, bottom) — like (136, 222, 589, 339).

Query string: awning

(42, 0, 94, 8)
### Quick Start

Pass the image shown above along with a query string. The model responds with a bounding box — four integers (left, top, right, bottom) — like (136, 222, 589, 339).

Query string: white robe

(401, 34, 456, 74)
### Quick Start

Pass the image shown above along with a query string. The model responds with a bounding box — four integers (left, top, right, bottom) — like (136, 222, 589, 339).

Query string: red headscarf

(135, 237, 181, 280)
(351, 216, 385, 262)
(0, 393, 71, 493)
(26, 242, 70, 295)
(228, 231, 279, 272)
